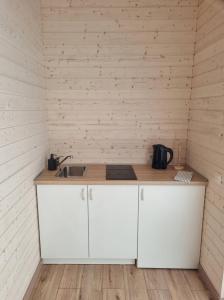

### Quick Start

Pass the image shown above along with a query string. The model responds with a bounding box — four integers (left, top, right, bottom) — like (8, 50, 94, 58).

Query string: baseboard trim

(198, 264, 221, 300)
(42, 258, 135, 265)
(23, 261, 42, 300)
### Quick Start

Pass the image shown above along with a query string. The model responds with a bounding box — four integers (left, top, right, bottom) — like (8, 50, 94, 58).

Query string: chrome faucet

(57, 155, 73, 168)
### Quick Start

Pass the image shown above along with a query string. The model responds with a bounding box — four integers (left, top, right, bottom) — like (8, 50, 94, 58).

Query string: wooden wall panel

(0, 0, 47, 299)
(187, 0, 224, 297)
(42, 0, 197, 163)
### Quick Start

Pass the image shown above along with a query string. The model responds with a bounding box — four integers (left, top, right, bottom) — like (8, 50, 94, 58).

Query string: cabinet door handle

(140, 188, 144, 201)
(81, 188, 85, 201)
(89, 188, 93, 200)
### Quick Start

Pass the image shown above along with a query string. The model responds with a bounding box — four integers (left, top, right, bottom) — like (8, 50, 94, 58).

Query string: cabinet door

(138, 185, 205, 268)
(88, 185, 138, 259)
(37, 185, 88, 259)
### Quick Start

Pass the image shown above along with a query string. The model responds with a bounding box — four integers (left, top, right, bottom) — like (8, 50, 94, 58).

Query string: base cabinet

(37, 184, 138, 261)
(137, 185, 205, 268)
(37, 185, 88, 259)
(37, 183, 205, 267)
(88, 185, 138, 259)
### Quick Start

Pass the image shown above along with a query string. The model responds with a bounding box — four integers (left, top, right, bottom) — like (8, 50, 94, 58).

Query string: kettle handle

(167, 148, 173, 165)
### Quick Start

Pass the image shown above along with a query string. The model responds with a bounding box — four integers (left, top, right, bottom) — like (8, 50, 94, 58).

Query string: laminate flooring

(29, 265, 211, 300)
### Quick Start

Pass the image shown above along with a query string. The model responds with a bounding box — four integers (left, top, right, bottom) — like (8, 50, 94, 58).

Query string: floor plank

(56, 289, 103, 300)
(79, 289, 103, 300)
(124, 265, 148, 300)
(103, 265, 124, 289)
(166, 270, 188, 286)
(103, 289, 126, 300)
(164, 270, 195, 300)
(60, 265, 83, 289)
(144, 269, 168, 290)
(183, 270, 206, 291)
(29, 264, 210, 300)
(126, 289, 149, 300)
(192, 290, 211, 300)
(81, 265, 103, 291)
(124, 265, 147, 290)
(56, 289, 77, 300)
(30, 265, 64, 300)
(147, 290, 172, 300)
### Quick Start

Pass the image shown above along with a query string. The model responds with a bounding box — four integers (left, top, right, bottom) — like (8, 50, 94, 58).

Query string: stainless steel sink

(56, 165, 86, 177)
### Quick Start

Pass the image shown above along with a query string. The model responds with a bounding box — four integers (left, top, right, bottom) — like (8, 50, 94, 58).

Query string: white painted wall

(0, 0, 47, 299)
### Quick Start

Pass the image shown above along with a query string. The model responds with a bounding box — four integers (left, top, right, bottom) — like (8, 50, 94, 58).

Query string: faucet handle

(51, 153, 62, 160)
(56, 155, 63, 160)
(57, 155, 73, 168)
(54, 155, 63, 166)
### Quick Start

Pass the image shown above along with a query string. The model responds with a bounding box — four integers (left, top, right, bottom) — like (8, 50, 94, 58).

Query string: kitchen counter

(34, 164, 207, 185)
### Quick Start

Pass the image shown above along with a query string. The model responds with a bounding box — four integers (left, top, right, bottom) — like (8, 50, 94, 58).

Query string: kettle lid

(153, 144, 166, 148)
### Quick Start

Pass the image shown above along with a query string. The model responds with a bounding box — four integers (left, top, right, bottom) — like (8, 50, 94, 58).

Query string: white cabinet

(88, 185, 138, 259)
(37, 185, 88, 259)
(137, 185, 205, 269)
(37, 184, 138, 261)
(37, 183, 205, 266)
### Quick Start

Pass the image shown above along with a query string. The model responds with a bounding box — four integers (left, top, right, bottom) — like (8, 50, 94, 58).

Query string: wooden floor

(29, 265, 211, 300)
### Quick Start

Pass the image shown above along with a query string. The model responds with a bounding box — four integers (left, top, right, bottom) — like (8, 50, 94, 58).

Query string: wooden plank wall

(0, 0, 47, 299)
(41, 0, 198, 163)
(187, 0, 224, 297)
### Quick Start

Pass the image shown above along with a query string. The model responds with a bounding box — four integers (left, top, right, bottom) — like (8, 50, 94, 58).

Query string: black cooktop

(106, 165, 137, 180)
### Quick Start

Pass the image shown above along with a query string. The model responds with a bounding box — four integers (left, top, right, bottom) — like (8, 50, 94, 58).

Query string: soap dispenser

(48, 154, 58, 171)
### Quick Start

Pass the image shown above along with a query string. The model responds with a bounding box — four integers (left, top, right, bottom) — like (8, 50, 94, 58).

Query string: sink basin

(56, 165, 86, 177)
